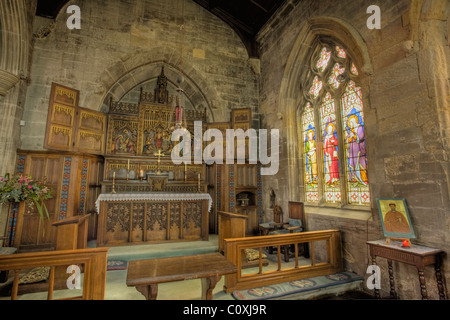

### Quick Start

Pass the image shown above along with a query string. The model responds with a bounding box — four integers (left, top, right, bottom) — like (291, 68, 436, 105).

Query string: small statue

(270, 189, 276, 208)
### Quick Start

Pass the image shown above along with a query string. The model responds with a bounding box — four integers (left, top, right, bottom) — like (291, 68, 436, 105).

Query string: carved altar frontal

(96, 193, 211, 246)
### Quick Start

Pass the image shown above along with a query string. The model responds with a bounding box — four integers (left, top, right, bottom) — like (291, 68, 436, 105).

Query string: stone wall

(0, 0, 37, 241)
(21, 0, 259, 150)
(257, 0, 449, 299)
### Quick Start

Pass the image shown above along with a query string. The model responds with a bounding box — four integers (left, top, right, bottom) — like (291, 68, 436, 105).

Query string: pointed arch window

(300, 43, 370, 206)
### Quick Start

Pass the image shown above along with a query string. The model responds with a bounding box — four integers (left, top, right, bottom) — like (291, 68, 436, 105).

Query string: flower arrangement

(0, 173, 53, 221)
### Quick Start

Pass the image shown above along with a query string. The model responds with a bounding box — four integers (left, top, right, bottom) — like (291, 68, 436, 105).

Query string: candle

(176, 106, 181, 122)
(113, 171, 115, 179)
(127, 159, 130, 171)
(140, 169, 144, 178)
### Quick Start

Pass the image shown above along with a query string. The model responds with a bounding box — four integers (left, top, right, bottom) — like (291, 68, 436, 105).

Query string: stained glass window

(316, 47, 331, 72)
(300, 42, 370, 207)
(302, 103, 319, 202)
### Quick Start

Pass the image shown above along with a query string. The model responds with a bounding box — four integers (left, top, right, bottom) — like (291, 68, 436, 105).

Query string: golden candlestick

(127, 159, 130, 181)
(198, 173, 201, 192)
(111, 171, 116, 194)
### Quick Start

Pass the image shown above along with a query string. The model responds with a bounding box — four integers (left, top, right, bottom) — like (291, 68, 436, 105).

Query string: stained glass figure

(342, 81, 370, 205)
(316, 47, 331, 72)
(320, 93, 340, 203)
(336, 46, 347, 59)
(328, 63, 346, 89)
(302, 103, 318, 202)
(351, 62, 359, 75)
(309, 76, 323, 99)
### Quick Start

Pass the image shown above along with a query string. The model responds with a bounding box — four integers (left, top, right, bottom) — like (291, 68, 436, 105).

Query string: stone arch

(278, 16, 373, 201)
(0, 0, 32, 96)
(93, 49, 219, 123)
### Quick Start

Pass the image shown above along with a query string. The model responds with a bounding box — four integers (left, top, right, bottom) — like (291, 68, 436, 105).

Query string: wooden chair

(267, 201, 310, 261)
(258, 205, 284, 235)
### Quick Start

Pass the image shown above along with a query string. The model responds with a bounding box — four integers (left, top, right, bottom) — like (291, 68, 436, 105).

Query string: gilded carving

(54, 87, 77, 107)
(109, 102, 140, 115)
(51, 126, 72, 136)
(80, 111, 105, 127)
(79, 131, 102, 141)
(109, 119, 139, 155)
(53, 104, 74, 125)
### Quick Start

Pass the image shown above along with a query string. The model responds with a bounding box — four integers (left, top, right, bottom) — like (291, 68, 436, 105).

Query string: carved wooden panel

(182, 202, 202, 239)
(146, 202, 168, 241)
(45, 83, 79, 151)
(106, 202, 130, 243)
(131, 202, 145, 242)
(231, 108, 252, 129)
(53, 84, 78, 107)
(169, 202, 181, 240)
(76, 107, 106, 154)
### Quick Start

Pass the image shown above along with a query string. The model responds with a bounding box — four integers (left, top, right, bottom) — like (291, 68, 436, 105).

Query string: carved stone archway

(93, 47, 221, 123)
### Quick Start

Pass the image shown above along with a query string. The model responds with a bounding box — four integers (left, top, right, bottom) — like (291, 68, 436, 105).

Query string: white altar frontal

(95, 193, 212, 246)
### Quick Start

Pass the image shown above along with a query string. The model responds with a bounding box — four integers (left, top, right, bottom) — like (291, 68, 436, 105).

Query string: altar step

(90, 234, 220, 262)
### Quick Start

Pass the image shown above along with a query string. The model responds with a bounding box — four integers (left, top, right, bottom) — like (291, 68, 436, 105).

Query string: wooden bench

(126, 252, 237, 300)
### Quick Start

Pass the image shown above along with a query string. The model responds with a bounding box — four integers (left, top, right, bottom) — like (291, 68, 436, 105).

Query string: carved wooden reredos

(107, 66, 207, 158)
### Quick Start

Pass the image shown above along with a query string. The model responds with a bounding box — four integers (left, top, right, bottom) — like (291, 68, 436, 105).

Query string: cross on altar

(154, 149, 164, 174)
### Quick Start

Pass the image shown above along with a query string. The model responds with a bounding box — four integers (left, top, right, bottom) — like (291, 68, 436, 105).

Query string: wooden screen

(44, 83, 106, 155)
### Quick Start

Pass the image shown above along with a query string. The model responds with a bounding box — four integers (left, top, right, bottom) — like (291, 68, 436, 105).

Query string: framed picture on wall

(377, 198, 415, 239)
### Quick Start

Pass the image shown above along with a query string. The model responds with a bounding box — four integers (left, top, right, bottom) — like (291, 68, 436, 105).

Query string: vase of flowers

(0, 173, 53, 222)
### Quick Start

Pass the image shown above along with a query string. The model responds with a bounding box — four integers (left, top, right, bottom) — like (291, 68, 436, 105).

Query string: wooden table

(126, 252, 237, 300)
(367, 240, 446, 300)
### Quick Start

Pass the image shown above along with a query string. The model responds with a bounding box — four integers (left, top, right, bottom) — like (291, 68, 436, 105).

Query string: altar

(93, 67, 213, 247)
(95, 193, 211, 246)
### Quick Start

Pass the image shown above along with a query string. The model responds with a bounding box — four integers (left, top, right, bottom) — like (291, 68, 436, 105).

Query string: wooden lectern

(52, 214, 90, 250)
(218, 211, 248, 254)
(52, 215, 91, 289)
